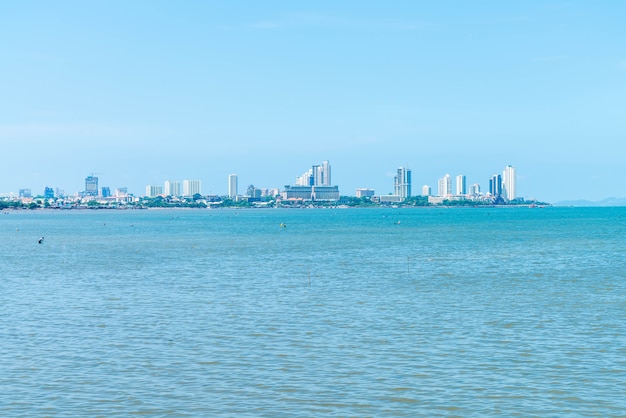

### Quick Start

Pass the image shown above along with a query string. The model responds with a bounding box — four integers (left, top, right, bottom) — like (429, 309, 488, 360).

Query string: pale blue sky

(1, 1, 625, 201)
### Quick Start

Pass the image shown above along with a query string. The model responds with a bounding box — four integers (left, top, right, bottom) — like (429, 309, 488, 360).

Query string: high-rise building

(312, 164, 321, 186)
(422, 185, 431, 196)
(246, 185, 261, 199)
(394, 167, 411, 199)
(43, 187, 54, 198)
(489, 174, 502, 197)
(502, 165, 516, 201)
(228, 174, 238, 198)
(183, 180, 201, 197)
(101, 187, 111, 198)
(287, 160, 339, 201)
(438, 174, 451, 197)
(164, 180, 181, 197)
(456, 175, 466, 196)
(296, 160, 332, 187)
(469, 183, 480, 196)
(295, 168, 313, 186)
(320, 160, 331, 186)
(85, 175, 98, 196)
(145, 185, 163, 197)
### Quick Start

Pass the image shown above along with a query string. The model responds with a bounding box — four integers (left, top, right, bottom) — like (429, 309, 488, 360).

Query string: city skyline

(7, 161, 518, 202)
(1, 2, 625, 202)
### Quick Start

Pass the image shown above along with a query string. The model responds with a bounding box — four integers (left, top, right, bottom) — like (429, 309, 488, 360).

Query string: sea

(1, 206, 625, 417)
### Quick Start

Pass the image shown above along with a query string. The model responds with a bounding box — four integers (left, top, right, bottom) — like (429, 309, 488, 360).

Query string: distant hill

(554, 197, 626, 207)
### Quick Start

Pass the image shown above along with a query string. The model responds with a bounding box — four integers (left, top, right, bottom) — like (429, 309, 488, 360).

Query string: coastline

(2, 203, 549, 212)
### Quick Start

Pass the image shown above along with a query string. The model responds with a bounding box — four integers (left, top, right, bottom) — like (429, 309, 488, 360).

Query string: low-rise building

(356, 188, 375, 198)
(379, 195, 402, 203)
(282, 185, 340, 201)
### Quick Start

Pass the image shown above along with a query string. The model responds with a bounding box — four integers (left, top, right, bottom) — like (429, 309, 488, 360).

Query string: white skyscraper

(145, 185, 163, 197)
(295, 160, 332, 186)
(320, 160, 331, 186)
(502, 165, 516, 201)
(296, 168, 313, 186)
(469, 183, 481, 196)
(422, 185, 431, 196)
(228, 174, 238, 198)
(438, 174, 451, 197)
(183, 180, 201, 197)
(456, 175, 466, 196)
(164, 180, 181, 197)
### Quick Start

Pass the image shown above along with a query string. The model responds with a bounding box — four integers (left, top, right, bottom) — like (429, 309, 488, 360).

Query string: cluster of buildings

(16, 175, 130, 202)
(226, 174, 280, 200)
(10, 175, 133, 207)
(7, 161, 519, 206)
(76, 160, 341, 203)
(78, 175, 131, 201)
(379, 165, 517, 204)
(281, 160, 340, 201)
(144, 161, 339, 202)
(145, 180, 202, 198)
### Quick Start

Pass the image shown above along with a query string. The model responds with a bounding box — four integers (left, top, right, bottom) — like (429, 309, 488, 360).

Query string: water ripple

(1, 208, 626, 416)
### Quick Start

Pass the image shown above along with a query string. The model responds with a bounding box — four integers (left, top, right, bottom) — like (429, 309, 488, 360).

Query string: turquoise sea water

(1, 207, 626, 416)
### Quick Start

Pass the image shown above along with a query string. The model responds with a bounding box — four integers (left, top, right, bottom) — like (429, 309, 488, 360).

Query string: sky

(1, 1, 625, 202)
